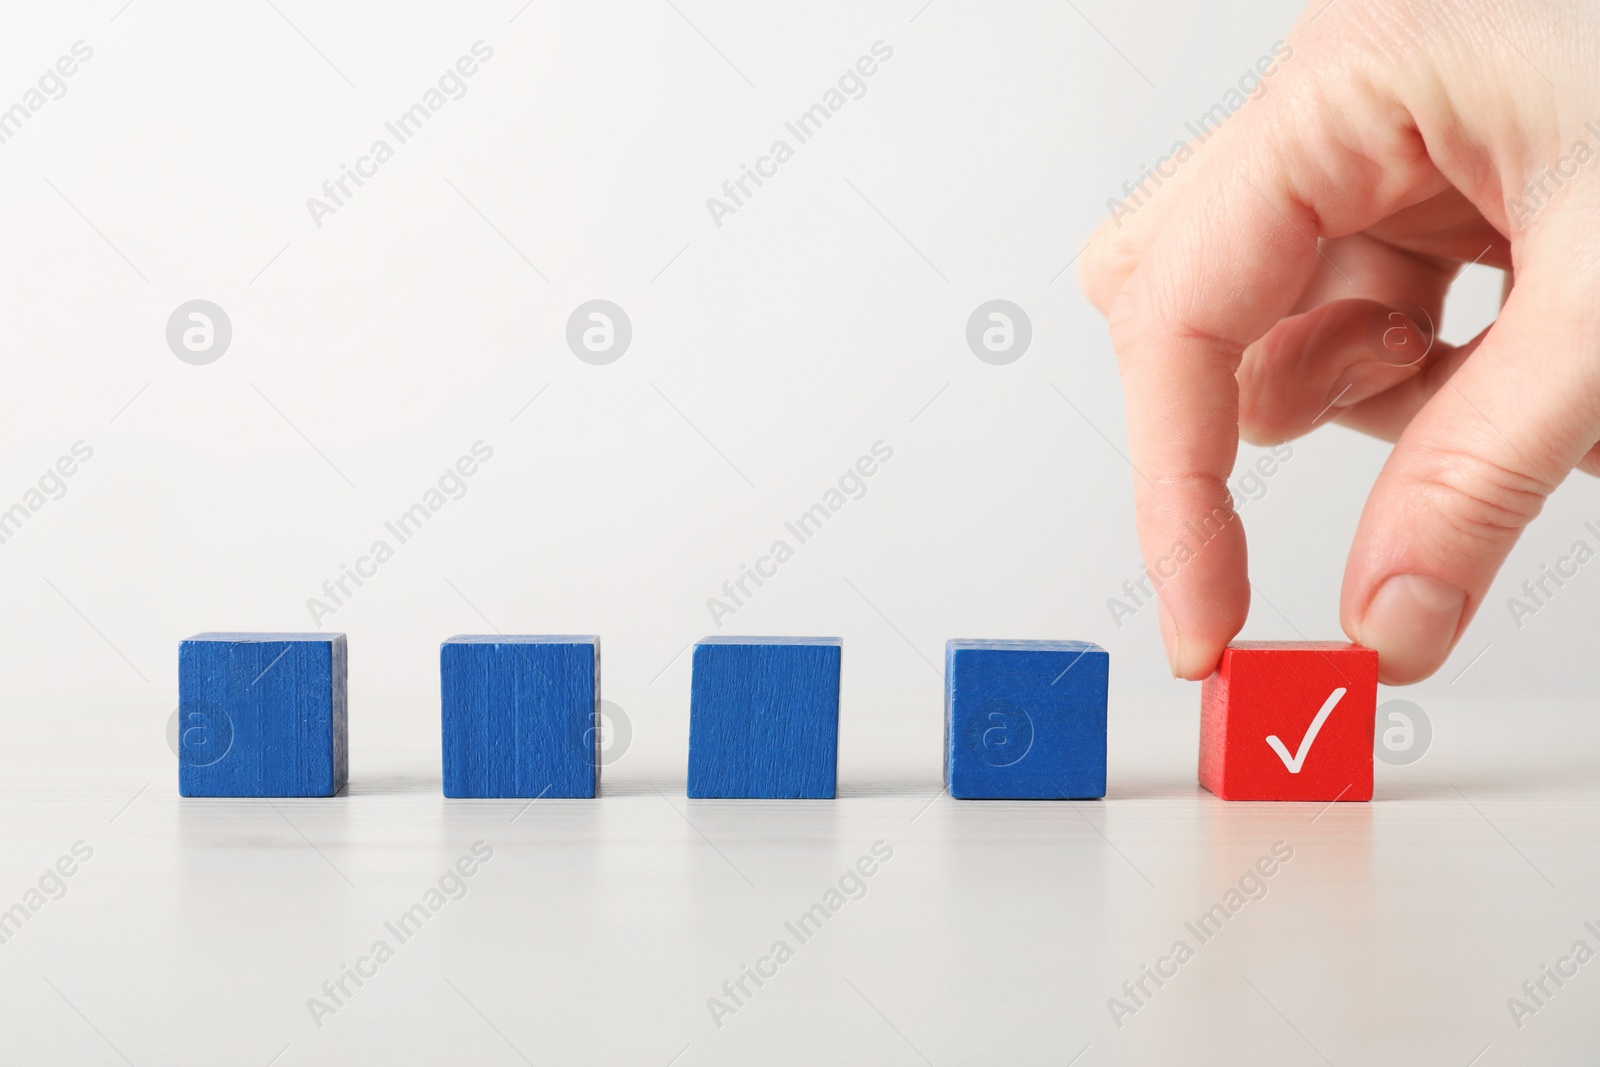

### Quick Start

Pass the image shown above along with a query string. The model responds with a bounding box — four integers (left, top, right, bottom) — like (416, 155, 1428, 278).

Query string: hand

(1078, 0, 1600, 684)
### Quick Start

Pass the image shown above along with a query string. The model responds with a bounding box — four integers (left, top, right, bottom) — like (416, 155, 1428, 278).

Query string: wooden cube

(687, 637, 841, 799)
(178, 633, 348, 797)
(1199, 641, 1378, 802)
(945, 640, 1108, 800)
(441, 635, 600, 799)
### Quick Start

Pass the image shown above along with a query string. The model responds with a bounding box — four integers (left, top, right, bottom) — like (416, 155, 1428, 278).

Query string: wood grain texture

(1199, 641, 1378, 802)
(687, 637, 841, 799)
(440, 635, 599, 799)
(944, 639, 1108, 800)
(177, 633, 348, 798)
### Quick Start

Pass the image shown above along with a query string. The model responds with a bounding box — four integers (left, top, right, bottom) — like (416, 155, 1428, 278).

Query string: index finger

(1102, 102, 1404, 677)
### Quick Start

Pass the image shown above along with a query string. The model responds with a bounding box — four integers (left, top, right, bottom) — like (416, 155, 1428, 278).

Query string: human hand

(1078, 0, 1600, 684)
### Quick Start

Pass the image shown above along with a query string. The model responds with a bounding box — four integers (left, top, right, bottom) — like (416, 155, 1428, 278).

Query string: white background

(1, 1, 1597, 1064)
(4, 0, 1591, 755)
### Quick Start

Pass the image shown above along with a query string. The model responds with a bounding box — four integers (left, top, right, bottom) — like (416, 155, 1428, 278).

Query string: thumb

(1342, 237, 1600, 683)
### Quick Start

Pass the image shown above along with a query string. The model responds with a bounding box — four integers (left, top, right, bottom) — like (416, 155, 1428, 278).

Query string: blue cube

(178, 633, 348, 797)
(945, 639, 1108, 800)
(441, 635, 599, 799)
(688, 637, 841, 799)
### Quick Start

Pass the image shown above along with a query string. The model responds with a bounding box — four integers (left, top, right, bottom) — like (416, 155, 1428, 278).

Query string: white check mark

(1265, 688, 1346, 774)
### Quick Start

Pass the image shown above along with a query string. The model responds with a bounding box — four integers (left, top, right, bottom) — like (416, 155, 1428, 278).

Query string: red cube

(1199, 642, 1378, 802)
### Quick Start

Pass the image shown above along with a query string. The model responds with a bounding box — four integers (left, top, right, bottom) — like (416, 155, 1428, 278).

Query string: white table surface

(2, 694, 1595, 1066)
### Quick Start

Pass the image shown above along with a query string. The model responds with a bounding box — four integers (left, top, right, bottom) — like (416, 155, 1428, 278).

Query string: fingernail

(1358, 574, 1466, 684)
(1158, 599, 1182, 679)
(1324, 361, 1398, 413)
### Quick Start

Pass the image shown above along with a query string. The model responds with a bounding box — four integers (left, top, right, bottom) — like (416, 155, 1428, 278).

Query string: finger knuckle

(1406, 443, 1550, 544)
